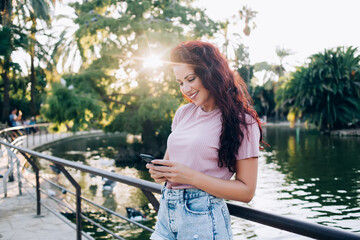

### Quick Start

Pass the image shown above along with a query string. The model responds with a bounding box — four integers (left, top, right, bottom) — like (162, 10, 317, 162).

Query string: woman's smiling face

(173, 64, 217, 112)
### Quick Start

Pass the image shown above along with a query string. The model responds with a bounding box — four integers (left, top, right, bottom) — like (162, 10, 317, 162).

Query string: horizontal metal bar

(3, 140, 360, 240)
(0, 140, 161, 194)
(25, 171, 154, 233)
(80, 214, 125, 240)
(42, 204, 94, 240)
(21, 182, 94, 240)
(42, 177, 154, 232)
(227, 202, 360, 240)
(39, 187, 125, 240)
(39, 188, 123, 239)
(0, 123, 50, 134)
(38, 187, 141, 239)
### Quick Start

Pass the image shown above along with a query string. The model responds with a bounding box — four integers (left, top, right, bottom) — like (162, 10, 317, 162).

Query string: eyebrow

(176, 73, 196, 82)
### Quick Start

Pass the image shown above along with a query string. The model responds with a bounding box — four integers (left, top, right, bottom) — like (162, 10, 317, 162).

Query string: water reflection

(39, 129, 360, 239)
(257, 126, 360, 234)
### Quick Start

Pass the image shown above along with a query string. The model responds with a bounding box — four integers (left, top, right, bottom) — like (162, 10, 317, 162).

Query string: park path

(0, 130, 101, 240)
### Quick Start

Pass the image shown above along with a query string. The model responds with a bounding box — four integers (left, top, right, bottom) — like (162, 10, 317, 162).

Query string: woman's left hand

(147, 160, 197, 186)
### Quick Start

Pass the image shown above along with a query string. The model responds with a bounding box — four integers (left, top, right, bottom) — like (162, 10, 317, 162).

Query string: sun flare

(143, 55, 163, 68)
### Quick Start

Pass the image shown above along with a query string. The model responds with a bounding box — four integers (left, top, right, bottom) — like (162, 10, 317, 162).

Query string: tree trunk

(30, 48, 36, 116)
(30, 19, 37, 117)
(1, 58, 10, 123)
(1, 1, 12, 123)
(141, 119, 158, 150)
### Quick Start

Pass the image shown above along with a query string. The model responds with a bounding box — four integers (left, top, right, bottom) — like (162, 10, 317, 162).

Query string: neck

(201, 104, 218, 112)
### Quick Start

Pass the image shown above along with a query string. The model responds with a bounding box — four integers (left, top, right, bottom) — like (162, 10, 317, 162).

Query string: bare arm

(163, 149, 169, 160)
(148, 157, 258, 202)
(189, 157, 258, 202)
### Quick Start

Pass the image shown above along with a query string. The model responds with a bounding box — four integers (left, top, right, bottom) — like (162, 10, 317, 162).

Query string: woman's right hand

(146, 163, 167, 183)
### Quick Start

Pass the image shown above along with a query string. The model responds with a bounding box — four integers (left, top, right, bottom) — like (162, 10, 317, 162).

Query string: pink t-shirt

(167, 103, 260, 189)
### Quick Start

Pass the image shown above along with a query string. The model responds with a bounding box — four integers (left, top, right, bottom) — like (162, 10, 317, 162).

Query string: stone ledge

(330, 129, 360, 136)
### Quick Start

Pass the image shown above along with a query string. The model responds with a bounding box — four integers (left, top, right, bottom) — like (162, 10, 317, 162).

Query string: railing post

(55, 164, 82, 240)
(14, 153, 22, 195)
(20, 152, 41, 216)
(39, 127, 42, 144)
(3, 147, 16, 197)
(141, 189, 160, 212)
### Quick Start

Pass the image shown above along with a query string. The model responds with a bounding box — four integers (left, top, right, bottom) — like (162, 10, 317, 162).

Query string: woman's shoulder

(173, 103, 196, 121)
(244, 113, 258, 125)
(176, 103, 196, 114)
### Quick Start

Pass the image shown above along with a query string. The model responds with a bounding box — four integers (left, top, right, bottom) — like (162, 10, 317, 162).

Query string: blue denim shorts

(150, 186, 233, 240)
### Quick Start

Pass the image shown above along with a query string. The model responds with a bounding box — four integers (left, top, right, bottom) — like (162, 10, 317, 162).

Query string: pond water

(39, 126, 360, 239)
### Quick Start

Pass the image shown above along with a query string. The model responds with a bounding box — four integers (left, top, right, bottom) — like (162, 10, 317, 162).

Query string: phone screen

(140, 154, 155, 163)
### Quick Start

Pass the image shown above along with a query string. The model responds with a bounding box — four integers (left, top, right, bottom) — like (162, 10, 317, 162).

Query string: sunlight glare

(143, 55, 163, 68)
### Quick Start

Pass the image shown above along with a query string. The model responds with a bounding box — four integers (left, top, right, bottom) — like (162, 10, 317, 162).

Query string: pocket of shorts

(184, 196, 211, 215)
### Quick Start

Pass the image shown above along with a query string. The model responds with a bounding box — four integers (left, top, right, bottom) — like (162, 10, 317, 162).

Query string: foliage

(276, 46, 360, 131)
(44, 0, 220, 149)
(41, 83, 104, 131)
(250, 82, 276, 118)
(0, 26, 28, 122)
(0, 0, 54, 122)
(233, 43, 253, 85)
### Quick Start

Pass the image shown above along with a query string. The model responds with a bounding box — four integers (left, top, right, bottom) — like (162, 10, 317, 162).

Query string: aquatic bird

(103, 179, 116, 191)
(50, 164, 61, 174)
(47, 189, 56, 197)
(126, 207, 147, 221)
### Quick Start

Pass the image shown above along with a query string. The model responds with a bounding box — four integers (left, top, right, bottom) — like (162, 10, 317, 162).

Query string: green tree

(27, 0, 55, 117)
(234, 43, 253, 86)
(276, 46, 360, 131)
(41, 82, 103, 131)
(250, 82, 276, 119)
(1, 0, 19, 122)
(0, 0, 55, 122)
(43, 0, 219, 151)
(274, 46, 293, 78)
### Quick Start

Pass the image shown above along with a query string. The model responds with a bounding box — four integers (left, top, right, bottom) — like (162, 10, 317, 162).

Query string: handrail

(0, 141, 161, 193)
(1, 138, 359, 240)
(0, 123, 50, 134)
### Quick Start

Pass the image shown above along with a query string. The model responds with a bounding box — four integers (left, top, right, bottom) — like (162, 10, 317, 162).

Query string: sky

(13, 0, 360, 77)
(195, 0, 360, 70)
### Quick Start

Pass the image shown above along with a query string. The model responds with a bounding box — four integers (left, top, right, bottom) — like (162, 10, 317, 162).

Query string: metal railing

(0, 123, 51, 148)
(0, 130, 359, 240)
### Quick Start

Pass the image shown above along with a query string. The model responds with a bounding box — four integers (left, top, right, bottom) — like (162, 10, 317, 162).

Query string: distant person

(29, 116, 36, 125)
(25, 116, 37, 134)
(147, 41, 265, 239)
(8, 108, 22, 127)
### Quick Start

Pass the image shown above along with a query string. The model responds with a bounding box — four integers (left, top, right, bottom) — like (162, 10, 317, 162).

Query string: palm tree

(1, 0, 15, 122)
(276, 47, 360, 131)
(0, 0, 55, 121)
(275, 46, 294, 77)
(26, 0, 55, 117)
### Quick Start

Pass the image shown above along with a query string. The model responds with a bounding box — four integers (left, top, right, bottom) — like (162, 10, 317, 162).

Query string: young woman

(146, 41, 264, 240)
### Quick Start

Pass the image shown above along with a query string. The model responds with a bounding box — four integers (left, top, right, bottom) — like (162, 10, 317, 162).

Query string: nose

(182, 82, 191, 94)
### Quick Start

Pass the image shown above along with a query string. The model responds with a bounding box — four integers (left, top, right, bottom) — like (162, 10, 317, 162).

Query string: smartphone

(140, 154, 155, 164)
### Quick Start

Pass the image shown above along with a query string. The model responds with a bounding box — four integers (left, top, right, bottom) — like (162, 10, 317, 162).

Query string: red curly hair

(171, 41, 264, 172)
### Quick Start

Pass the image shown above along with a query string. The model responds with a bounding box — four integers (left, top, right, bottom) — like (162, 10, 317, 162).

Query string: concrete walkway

(0, 131, 99, 240)
(0, 180, 79, 240)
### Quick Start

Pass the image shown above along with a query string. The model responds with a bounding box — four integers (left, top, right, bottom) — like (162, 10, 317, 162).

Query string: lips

(189, 91, 199, 99)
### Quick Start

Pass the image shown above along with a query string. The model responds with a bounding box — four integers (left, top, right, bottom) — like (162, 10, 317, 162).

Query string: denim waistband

(162, 187, 211, 201)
